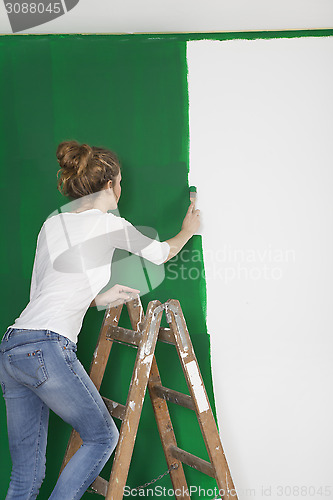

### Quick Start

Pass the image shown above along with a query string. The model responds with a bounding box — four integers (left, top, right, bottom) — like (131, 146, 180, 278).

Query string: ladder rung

(106, 326, 176, 346)
(89, 475, 108, 496)
(152, 385, 195, 410)
(158, 327, 176, 345)
(102, 396, 126, 421)
(169, 445, 215, 478)
(106, 326, 142, 346)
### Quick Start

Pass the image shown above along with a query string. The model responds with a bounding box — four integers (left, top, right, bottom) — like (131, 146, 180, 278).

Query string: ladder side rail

(148, 354, 191, 500)
(166, 299, 238, 500)
(105, 300, 163, 500)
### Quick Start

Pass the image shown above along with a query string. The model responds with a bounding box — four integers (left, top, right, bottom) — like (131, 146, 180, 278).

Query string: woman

(0, 140, 200, 500)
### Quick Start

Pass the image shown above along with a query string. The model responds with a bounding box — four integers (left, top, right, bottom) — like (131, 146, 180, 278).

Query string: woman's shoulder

(106, 212, 132, 226)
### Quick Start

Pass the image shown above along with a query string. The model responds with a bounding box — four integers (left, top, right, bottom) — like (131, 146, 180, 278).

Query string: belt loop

(2, 327, 13, 342)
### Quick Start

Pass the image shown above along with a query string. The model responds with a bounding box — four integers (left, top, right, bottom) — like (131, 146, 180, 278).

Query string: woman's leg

(43, 335, 120, 500)
(0, 328, 50, 500)
(0, 377, 49, 500)
(0, 329, 119, 500)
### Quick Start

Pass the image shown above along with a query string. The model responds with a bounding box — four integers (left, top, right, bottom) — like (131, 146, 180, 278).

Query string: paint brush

(189, 186, 199, 235)
(189, 185, 197, 207)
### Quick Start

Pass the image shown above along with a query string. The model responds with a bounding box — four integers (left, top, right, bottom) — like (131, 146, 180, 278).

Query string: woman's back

(8, 209, 169, 343)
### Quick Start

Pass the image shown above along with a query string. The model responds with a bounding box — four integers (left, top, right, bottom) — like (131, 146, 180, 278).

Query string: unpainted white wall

(187, 36, 333, 498)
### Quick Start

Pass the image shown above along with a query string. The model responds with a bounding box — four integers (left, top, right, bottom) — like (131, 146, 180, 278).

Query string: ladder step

(169, 445, 215, 478)
(102, 396, 126, 421)
(89, 475, 108, 497)
(106, 326, 176, 346)
(158, 327, 176, 345)
(152, 385, 195, 410)
(106, 326, 142, 346)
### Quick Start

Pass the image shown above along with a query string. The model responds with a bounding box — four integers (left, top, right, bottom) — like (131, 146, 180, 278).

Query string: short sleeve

(107, 214, 170, 265)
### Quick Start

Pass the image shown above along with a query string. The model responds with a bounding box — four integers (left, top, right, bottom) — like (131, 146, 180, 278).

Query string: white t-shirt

(8, 208, 170, 344)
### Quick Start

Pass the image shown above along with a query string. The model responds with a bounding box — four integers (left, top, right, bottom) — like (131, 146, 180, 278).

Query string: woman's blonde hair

(56, 140, 121, 199)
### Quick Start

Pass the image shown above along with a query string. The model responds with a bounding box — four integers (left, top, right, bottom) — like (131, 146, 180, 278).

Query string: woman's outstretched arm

(89, 199, 201, 304)
(162, 228, 193, 262)
(89, 284, 140, 307)
(163, 200, 200, 263)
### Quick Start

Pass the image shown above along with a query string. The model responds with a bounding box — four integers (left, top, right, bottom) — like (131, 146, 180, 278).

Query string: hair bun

(56, 140, 121, 200)
(56, 140, 93, 176)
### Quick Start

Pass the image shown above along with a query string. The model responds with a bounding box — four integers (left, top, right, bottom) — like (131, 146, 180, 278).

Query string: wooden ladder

(58, 296, 238, 500)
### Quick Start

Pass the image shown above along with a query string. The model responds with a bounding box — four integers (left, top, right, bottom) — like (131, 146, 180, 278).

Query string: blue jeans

(0, 327, 119, 500)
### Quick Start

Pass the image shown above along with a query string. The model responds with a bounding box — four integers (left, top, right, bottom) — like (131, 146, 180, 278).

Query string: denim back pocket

(8, 349, 49, 388)
(58, 336, 77, 368)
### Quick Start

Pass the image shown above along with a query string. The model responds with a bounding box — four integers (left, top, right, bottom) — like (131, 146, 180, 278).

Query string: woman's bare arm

(90, 201, 200, 303)
(89, 295, 105, 307)
(89, 285, 140, 307)
(163, 229, 193, 262)
(163, 200, 200, 263)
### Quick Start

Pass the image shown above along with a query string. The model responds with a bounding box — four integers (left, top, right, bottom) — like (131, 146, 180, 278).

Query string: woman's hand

(163, 200, 201, 262)
(95, 284, 140, 307)
(181, 200, 201, 235)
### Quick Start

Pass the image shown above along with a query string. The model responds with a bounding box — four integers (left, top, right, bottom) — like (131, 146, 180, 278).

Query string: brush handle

(190, 192, 196, 208)
(189, 187, 199, 235)
(189, 185, 197, 208)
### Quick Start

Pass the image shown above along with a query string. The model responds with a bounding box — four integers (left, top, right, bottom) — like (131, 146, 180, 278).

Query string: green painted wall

(1, 30, 332, 499)
(0, 33, 215, 499)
